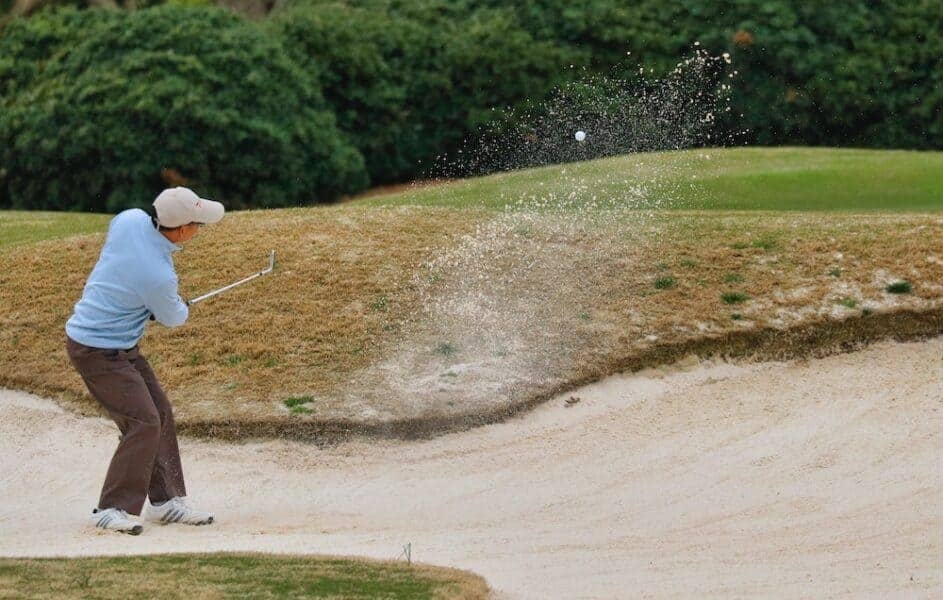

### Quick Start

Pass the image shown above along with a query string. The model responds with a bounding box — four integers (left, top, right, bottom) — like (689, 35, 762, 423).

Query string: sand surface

(1, 338, 941, 599)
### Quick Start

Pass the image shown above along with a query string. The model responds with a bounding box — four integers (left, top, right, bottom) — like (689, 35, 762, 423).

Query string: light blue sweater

(66, 209, 189, 349)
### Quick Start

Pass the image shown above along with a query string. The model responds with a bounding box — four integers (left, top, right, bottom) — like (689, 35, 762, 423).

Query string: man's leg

(133, 352, 187, 504)
(66, 338, 161, 515)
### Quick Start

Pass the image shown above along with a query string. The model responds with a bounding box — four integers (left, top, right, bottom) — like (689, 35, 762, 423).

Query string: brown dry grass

(0, 206, 484, 424)
(1, 207, 941, 440)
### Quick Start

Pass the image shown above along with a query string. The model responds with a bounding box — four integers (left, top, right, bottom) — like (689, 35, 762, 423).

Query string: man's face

(165, 222, 201, 244)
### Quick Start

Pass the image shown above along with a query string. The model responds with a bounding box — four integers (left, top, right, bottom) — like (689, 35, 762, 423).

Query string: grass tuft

(724, 273, 744, 283)
(885, 280, 912, 294)
(284, 395, 314, 409)
(721, 292, 749, 305)
(371, 296, 389, 311)
(224, 354, 246, 367)
(840, 298, 857, 309)
(434, 342, 458, 357)
(751, 236, 778, 250)
(828, 268, 842, 278)
(654, 276, 676, 290)
(731, 313, 743, 321)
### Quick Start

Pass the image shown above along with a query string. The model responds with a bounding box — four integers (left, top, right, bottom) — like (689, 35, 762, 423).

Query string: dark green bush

(466, 0, 943, 150)
(269, 1, 570, 183)
(0, 6, 367, 212)
(3, 0, 941, 209)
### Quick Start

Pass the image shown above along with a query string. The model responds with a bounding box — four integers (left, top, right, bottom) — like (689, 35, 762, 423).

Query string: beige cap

(153, 187, 225, 228)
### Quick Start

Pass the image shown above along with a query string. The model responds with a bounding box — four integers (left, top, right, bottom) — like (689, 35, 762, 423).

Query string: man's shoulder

(113, 208, 149, 224)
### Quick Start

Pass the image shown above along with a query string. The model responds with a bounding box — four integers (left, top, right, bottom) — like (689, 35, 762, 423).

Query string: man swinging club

(66, 187, 223, 535)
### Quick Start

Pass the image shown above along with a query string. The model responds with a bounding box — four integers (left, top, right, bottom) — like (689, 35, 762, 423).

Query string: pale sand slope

(1, 338, 941, 599)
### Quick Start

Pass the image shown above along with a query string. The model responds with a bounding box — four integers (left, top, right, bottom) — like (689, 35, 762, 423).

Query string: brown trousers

(66, 336, 186, 515)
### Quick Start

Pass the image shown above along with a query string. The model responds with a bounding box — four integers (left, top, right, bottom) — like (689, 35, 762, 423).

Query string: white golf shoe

(145, 496, 214, 526)
(90, 508, 144, 535)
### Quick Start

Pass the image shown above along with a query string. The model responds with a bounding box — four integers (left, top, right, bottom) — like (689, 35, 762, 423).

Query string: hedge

(269, 1, 570, 184)
(0, 6, 368, 212)
(462, 0, 943, 150)
(2, 1, 940, 211)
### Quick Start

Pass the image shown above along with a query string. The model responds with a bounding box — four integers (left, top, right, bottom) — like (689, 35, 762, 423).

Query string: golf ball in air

(575, 130, 586, 142)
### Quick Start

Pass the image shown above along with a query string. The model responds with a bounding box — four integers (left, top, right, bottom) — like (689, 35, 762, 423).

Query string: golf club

(187, 250, 276, 305)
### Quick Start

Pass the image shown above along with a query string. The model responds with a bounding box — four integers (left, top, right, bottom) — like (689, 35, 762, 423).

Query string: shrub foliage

(1, 0, 941, 210)
(0, 6, 367, 211)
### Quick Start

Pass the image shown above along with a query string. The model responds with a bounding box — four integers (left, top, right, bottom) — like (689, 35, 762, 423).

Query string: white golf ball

(575, 130, 586, 142)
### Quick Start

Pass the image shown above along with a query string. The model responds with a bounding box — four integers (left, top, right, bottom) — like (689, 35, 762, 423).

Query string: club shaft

(188, 251, 275, 305)
(189, 271, 265, 304)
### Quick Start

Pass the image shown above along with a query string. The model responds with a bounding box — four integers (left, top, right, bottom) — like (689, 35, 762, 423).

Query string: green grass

(354, 147, 943, 212)
(4, 149, 940, 254)
(434, 342, 458, 357)
(721, 292, 749, 305)
(654, 275, 676, 290)
(886, 280, 913, 294)
(284, 395, 315, 408)
(0, 553, 488, 599)
(0, 210, 110, 251)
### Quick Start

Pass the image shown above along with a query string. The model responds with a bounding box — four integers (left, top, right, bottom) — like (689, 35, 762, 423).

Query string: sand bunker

(1, 338, 941, 598)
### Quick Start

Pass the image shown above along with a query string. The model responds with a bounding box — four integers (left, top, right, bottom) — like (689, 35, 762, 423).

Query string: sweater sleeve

(143, 278, 189, 327)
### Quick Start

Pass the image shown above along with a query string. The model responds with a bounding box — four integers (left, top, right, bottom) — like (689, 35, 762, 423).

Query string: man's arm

(144, 279, 189, 327)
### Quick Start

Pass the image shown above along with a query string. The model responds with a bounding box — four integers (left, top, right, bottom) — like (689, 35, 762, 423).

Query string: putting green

(355, 147, 943, 211)
(0, 553, 488, 599)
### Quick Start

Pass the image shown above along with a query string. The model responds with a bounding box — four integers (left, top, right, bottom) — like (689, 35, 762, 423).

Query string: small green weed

(224, 354, 246, 366)
(724, 273, 744, 283)
(721, 292, 749, 305)
(862, 307, 873, 316)
(885, 280, 912, 294)
(840, 298, 857, 309)
(371, 296, 388, 311)
(578, 311, 591, 321)
(186, 352, 203, 367)
(751, 236, 777, 250)
(731, 241, 748, 250)
(263, 357, 280, 368)
(731, 313, 743, 320)
(654, 276, 676, 290)
(435, 342, 458, 357)
(680, 257, 697, 268)
(285, 396, 314, 415)
(828, 268, 842, 278)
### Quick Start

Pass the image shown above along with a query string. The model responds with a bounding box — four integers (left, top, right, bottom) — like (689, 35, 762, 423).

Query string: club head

(265, 250, 276, 274)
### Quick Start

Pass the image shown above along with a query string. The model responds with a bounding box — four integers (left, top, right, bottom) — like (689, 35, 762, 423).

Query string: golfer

(65, 187, 223, 535)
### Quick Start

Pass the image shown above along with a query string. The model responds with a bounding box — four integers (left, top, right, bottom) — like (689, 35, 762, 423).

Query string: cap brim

(194, 198, 225, 224)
